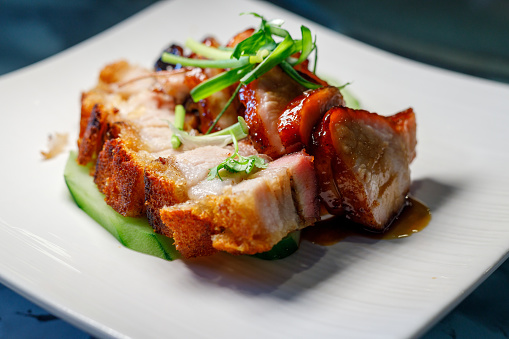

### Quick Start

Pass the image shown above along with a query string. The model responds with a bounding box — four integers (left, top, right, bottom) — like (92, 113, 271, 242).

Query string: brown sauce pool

(302, 196, 431, 246)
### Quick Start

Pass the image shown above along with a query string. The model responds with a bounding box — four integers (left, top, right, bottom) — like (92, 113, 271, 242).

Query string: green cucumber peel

(64, 151, 180, 260)
(253, 231, 300, 260)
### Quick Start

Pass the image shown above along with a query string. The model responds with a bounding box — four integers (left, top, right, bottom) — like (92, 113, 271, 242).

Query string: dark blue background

(1, 1, 508, 338)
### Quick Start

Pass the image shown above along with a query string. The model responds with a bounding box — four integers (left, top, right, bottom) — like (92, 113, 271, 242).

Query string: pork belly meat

(313, 106, 417, 231)
(159, 151, 319, 258)
(144, 144, 247, 234)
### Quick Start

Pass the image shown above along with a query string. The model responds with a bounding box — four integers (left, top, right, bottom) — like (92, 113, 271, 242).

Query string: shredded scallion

(169, 116, 249, 150)
(171, 105, 186, 149)
(162, 12, 323, 138)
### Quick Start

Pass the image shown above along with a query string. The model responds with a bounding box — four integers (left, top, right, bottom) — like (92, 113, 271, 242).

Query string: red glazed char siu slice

(313, 107, 417, 231)
(239, 66, 307, 159)
(278, 86, 345, 154)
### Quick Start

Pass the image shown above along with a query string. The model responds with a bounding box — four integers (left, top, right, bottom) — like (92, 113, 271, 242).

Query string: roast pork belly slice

(78, 61, 175, 165)
(92, 120, 174, 218)
(79, 61, 182, 217)
(145, 145, 233, 232)
(159, 151, 319, 258)
(144, 141, 261, 233)
(239, 66, 306, 158)
(94, 129, 151, 218)
(313, 106, 417, 231)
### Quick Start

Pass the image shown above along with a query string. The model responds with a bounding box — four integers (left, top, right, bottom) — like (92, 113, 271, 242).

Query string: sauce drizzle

(302, 196, 431, 246)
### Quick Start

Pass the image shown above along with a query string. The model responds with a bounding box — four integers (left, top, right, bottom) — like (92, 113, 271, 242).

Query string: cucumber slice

(64, 151, 299, 261)
(253, 231, 300, 260)
(341, 87, 360, 109)
(64, 151, 180, 260)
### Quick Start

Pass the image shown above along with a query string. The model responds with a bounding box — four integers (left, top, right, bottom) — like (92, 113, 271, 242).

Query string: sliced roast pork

(312, 106, 417, 231)
(278, 86, 345, 153)
(78, 60, 319, 258)
(144, 143, 257, 235)
(77, 31, 418, 259)
(79, 61, 182, 217)
(159, 151, 319, 258)
(239, 66, 307, 158)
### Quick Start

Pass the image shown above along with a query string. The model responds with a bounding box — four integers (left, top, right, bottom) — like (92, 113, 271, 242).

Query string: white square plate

(1, 1, 508, 338)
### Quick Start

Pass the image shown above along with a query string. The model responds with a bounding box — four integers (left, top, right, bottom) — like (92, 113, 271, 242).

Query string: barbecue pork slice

(313, 106, 417, 231)
(239, 66, 307, 159)
(278, 86, 345, 154)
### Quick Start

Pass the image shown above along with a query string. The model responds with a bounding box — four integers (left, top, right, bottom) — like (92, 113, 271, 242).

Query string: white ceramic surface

(1, 1, 508, 338)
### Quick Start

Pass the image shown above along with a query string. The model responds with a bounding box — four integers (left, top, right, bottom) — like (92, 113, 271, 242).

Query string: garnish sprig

(169, 116, 249, 150)
(207, 130, 268, 181)
(171, 104, 186, 149)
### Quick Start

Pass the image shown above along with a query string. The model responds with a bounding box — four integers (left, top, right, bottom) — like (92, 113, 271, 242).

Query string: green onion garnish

(190, 64, 252, 102)
(295, 26, 313, 65)
(161, 53, 250, 69)
(279, 61, 322, 89)
(207, 128, 268, 181)
(171, 104, 186, 149)
(169, 116, 249, 150)
(162, 12, 323, 135)
(185, 38, 233, 60)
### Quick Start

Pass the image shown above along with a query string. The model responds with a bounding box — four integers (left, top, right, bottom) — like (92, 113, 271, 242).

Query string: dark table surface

(1, 1, 508, 338)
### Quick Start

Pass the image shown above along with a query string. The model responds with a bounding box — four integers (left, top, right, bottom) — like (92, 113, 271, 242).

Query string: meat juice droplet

(302, 196, 431, 246)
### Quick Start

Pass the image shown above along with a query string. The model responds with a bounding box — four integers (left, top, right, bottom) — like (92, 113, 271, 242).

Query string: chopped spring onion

(190, 64, 252, 102)
(231, 30, 268, 60)
(171, 105, 186, 149)
(295, 26, 313, 65)
(169, 116, 249, 150)
(312, 35, 318, 73)
(279, 61, 322, 89)
(240, 33, 295, 84)
(185, 38, 233, 60)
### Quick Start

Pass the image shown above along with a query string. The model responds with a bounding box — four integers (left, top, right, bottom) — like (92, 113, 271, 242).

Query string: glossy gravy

(302, 196, 431, 246)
